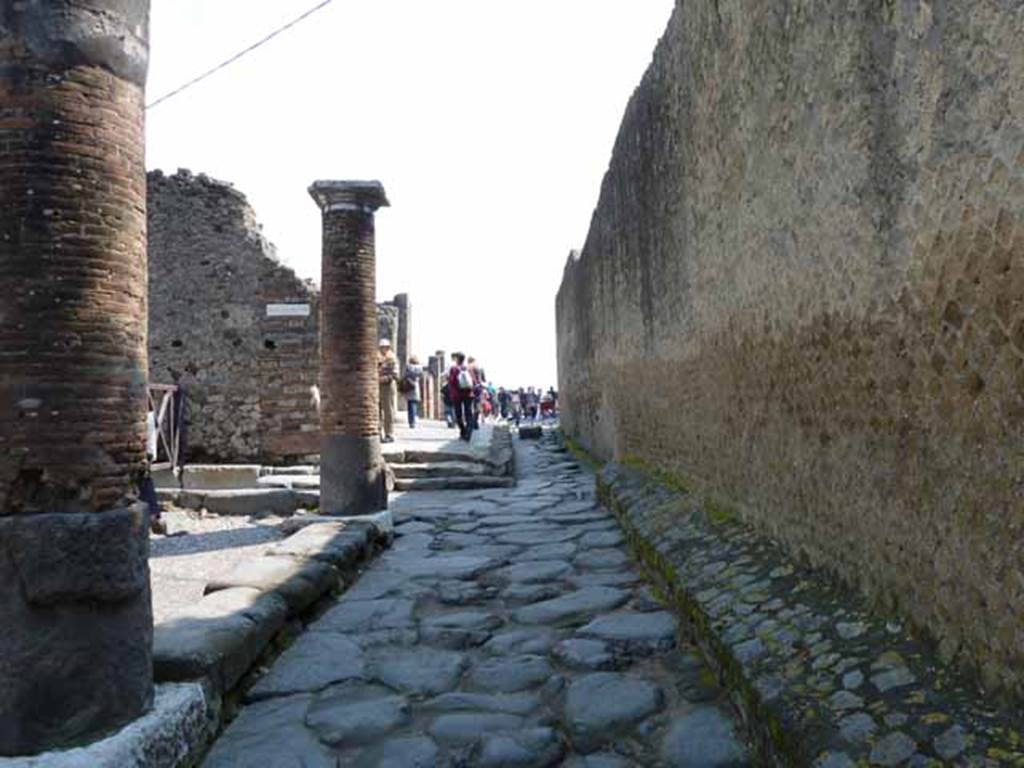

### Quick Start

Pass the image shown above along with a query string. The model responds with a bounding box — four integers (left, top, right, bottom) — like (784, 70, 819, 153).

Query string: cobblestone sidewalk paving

(203, 432, 752, 767)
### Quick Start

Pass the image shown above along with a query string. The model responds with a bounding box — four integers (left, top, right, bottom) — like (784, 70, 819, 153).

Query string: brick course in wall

(557, 0, 1024, 697)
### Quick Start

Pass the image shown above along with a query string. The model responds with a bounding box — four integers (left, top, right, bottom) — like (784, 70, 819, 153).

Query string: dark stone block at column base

(0, 504, 154, 757)
(320, 435, 387, 516)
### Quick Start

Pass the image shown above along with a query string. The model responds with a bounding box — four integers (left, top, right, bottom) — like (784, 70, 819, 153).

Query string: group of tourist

(376, 338, 558, 443)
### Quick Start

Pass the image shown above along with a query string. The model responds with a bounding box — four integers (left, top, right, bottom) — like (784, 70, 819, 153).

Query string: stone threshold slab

(597, 462, 1024, 767)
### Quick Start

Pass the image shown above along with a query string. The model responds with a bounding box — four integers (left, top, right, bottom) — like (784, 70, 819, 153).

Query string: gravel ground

(149, 509, 287, 624)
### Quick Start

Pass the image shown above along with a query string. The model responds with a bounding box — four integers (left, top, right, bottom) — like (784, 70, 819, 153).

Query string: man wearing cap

(378, 338, 398, 443)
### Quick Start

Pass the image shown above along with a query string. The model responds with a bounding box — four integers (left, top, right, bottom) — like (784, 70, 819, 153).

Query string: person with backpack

(447, 351, 475, 441)
(401, 355, 424, 428)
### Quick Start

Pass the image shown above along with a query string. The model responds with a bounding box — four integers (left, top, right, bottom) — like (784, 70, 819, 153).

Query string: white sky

(146, 0, 673, 388)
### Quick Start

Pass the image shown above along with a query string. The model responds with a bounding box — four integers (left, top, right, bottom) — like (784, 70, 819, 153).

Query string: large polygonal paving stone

(568, 571, 639, 589)
(343, 571, 424, 601)
(313, 598, 416, 633)
(515, 542, 578, 561)
(497, 528, 580, 546)
(564, 673, 664, 751)
(385, 553, 498, 580)
(478, 727, 566, 768)
(513, 587, 630, 626)
(247, 633, 365, 700)
(421, 611, 504, 649)
(423, 691, 542, 716)
(577, 611, 678, 656)
(469, 654, 554, 692)
(497, 560, 574, 584)
(354, 735, 439, 768)
(305, 681, 410, 746)
(484, 627, 560, 656)
(367, 646, 468, 695)
(502, 583, 565, 604)
(203, 695, 333, 768)
(660, 708, 750, 767)
(578, 530, 625, 549)
(574, 549, 630, 570)
(552, 638, 616, 671)
(429, 713, 525, 743)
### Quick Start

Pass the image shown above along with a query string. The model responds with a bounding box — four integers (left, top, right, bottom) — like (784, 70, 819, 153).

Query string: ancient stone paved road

(203, 433, 751, 767)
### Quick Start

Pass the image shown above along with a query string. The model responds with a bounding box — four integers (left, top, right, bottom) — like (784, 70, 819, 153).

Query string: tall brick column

(309, 181, 390, 515)
(0, 0, 153, 755)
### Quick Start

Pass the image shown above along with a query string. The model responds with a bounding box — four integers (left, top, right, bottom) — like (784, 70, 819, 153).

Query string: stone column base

(0, 504, 153, 756)
(320, 435, 387, 517)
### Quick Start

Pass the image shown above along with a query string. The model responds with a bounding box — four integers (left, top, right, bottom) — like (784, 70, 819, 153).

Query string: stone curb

(150, 519, 387, 766)
(597, 462, 1024, 767)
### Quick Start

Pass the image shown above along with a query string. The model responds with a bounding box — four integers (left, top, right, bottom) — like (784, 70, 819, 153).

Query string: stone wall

(148, 170, 411, 463)
(557, 1, 1024, 695)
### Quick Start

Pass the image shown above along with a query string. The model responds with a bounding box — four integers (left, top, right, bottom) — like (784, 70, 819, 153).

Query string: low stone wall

(556, 1, 1024, 696)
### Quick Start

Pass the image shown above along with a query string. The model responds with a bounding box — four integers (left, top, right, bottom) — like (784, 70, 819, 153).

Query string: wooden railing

(147, 384, 183, 474)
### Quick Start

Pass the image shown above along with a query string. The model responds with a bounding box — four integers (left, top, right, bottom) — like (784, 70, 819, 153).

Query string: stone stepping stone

(314, 598, 416, 634)
(497, 560, 574, 584)
(574, 549, 631, 570)
(305, 682, 410, 746)
(478, 727, 566, 768)
(552, 638, 616, 671)
(247, 633, 365, 700)
(577, 611, 678, 656)
(564, 673, 664, 751)
(429, 713, 525, 743)
(202, 695, 335, 768)
(422, 691, 542, 716)
(513, 587, 630, 626)
(367, 646, 468, 696)
(357, 735, 439, 768)
(483, 628, 560, 656)
(469, 654, 554, 692)
(660, 708, 749, 767)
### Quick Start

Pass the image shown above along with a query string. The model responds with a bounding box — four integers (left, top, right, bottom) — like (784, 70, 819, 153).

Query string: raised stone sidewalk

(595, 450, 1024, 766)
(201, 430, 751, 766)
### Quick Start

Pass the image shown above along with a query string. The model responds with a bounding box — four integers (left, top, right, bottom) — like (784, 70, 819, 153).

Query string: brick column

(0, 0, 153, 755)
(309, 181, 389, 515)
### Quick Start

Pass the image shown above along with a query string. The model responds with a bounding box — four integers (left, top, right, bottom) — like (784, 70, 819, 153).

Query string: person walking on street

(378, 339, 398, 443)
(448, 352, 475, 441)
(467, 356, 485, 429)
(402, 355, 424, 428)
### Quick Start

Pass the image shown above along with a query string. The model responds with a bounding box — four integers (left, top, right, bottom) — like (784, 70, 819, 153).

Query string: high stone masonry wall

(556, 1, 1024, 697)
(148, 170, 407, 463)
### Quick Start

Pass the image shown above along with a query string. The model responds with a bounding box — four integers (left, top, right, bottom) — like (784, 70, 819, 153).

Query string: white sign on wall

(266, 303, 311, 318)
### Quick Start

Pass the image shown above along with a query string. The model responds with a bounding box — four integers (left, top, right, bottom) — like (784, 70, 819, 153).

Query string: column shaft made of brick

(0, 1, 153, 756)
(310, 181, 389, 515)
